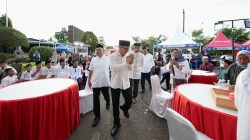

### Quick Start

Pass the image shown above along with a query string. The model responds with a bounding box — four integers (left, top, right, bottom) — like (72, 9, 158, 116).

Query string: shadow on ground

(69, 85, 169, 140)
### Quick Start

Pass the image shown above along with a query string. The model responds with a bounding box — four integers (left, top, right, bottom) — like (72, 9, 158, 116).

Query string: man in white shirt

(110, 40, 134, 136)
(166, 49, 190, 91)
(55, 59, 70, 78)
(0, 68, 18, 87)
(69, 59, 83, 90)
(141, 47, 155, 93)
(41, 61, 56, 79)
(235, 63, 250, 140)
(129, 43, 144, 103)
(20, 64, 32, 81)
(31, 61, 42, 80)
(88, 44, 111, 127)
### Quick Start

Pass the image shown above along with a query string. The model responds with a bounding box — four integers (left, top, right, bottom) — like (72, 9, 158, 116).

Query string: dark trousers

(130, 79, 140, 98)
(160, 72, 170, 90)
(141, 72, 152, 91)
(111, 88, 132, 125)
(93, 87, 110, 118)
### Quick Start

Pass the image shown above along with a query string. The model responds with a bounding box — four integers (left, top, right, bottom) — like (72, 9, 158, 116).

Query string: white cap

(202, 56, 208, 60)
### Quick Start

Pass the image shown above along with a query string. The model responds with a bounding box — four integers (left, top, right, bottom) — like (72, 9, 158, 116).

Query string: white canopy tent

(154, 27, 201, 49)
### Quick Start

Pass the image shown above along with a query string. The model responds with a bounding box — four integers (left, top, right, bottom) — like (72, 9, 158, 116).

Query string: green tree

(132, 36, 140, 42)
(54, 27, 68, 44)
(0, 14, 13, 28)
(0, 27, 29, 53)
(221, 27, 250, 44)
(98, 36, 105, 46)
(80, 31, 98, 53)
(132, 35, 167, 53)
(192, 29, 214, 49)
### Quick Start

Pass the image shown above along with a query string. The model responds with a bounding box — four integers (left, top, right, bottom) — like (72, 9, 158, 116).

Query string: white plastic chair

(165, 108, 212, 140)
(79, 79, 93, 115)
(149, 75, 173, 118)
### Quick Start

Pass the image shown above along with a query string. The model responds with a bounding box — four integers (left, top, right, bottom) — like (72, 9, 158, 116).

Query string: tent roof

(155, 27, 200, 49)
(56, 44, 72, 52)
(205, 32, 241, 48)
(243, 40, 250, 46)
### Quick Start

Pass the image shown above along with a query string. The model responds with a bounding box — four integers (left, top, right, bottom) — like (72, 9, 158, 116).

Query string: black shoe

(120, 106, 129, 118)
(111, 124, 121, 136)
(140, 90, 145, 93)
(106, 104, 110, 110)
(92, 117, 100, 127)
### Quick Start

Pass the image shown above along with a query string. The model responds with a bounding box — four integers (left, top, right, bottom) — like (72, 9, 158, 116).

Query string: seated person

(20, 64, 32, 81)
(55, 59, 70, 78)
(200, 56, 214, 72)
(69, 59, 83, 90)
(224, 50, 250, 87)
(0, 60, 17, 74)
(217, 60, 232, 80)
(0, 68, 19, 87)
(41, 61, 56, 79)
(31, 61, 42, 80)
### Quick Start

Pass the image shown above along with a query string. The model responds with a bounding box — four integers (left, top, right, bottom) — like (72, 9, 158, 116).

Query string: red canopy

(203, 32, 242, 50)
(243, 40, 250, 46)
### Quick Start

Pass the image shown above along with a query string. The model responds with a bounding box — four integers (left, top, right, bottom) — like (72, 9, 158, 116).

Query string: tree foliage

(80, 31, 98, 53)
(221, 27, 250, 44)
(192, 29, 214, 47)
(0, 14, 13, 28)
(98, 36, 105, 46)
(0, 27, 29, 53)
(54, 27, 68, 44)
(132, 35, 167, 53)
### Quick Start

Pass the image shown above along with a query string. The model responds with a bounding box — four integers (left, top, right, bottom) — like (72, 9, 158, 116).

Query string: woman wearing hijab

(224, 50, 250, 86)
(166, 49, 191, 91)
(217, 59, 232, 80)
(235, 63, 250, 140)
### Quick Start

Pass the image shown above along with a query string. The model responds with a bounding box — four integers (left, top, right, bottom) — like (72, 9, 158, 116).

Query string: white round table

(173, 83, 237, 140)
(0, 78, 80, 140)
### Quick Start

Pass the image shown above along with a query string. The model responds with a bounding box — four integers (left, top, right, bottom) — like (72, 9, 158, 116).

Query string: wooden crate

(211, 88, 237, 111)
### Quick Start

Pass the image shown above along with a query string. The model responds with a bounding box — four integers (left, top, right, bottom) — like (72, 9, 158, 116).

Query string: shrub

(7, 57, 30, 64)
(0, 53, 16, 61)
(29, 46, 53, 61)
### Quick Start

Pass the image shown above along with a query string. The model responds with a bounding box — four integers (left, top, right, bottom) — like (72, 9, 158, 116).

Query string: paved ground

(69, 83, 169, 140)
(69, 67, 221, 140)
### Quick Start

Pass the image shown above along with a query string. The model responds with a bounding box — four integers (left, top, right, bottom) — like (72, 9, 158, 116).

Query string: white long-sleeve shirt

(110, 52, 132, 90)
(129, 52, 144, 79)
(69, 66, 83, 79)
(41, 67, 56, 79)
(89, 55, 110, 88)
(31, 67, 42, 80)
(0, 75, 18, 87)
(55, 66, 71, 78)
(166, 60, 190, 80)
(235, 63, 250, 140)
(20, 71, 32, 81)
(142, 53, 155, 73)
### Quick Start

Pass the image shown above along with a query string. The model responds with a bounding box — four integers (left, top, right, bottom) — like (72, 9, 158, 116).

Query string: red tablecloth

(188, 70, 217, 85)
(0, 79, 80, 140)
(173, 85, 237, 140)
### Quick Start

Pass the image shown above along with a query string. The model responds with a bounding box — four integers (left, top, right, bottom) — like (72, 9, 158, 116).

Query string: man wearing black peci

(109, 40, 134, 136)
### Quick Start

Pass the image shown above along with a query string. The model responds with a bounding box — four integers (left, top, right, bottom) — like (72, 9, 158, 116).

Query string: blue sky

(0, 0, 249, 45)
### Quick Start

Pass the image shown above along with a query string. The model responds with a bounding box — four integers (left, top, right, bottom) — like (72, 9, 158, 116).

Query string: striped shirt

(224, 63, 245, 85)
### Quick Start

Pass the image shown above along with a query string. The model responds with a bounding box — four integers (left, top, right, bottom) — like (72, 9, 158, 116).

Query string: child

(0, 68, 18, 87)
(20, 64, 32, 81)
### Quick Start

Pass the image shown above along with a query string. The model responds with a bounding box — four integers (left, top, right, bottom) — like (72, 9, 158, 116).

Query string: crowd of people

(0, 41, 250, 138)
